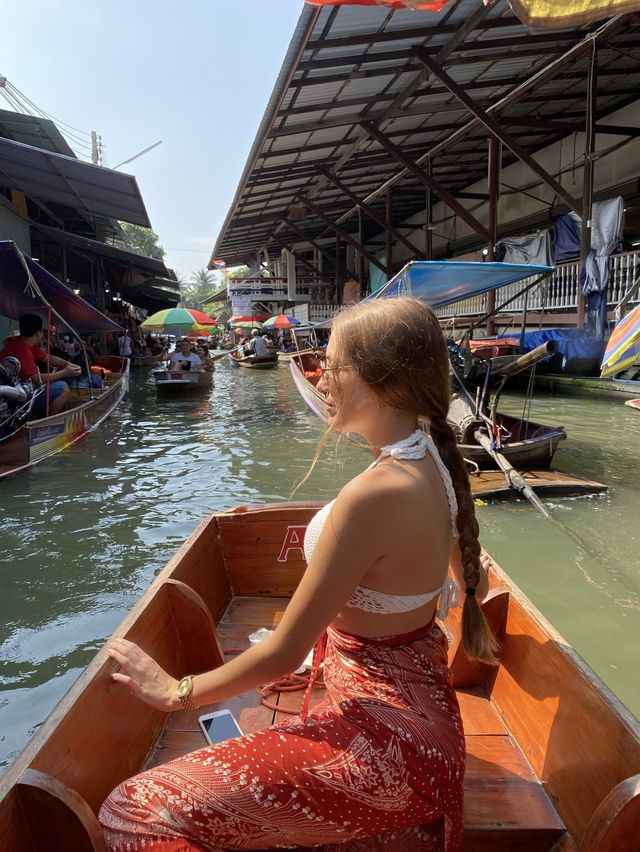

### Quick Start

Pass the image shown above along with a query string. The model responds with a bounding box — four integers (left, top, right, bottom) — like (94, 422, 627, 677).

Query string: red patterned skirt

(99, 619, 465, 851)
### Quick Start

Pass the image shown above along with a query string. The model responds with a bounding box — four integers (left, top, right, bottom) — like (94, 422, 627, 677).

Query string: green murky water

(0, 362, 638, 770)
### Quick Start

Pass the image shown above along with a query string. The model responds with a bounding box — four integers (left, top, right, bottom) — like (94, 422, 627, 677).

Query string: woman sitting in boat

(196, 344, 215, 372)
(100, 297, 495, 851)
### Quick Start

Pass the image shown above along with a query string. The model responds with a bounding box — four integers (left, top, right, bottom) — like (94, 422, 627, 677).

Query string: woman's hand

(107, 638, 179, 712)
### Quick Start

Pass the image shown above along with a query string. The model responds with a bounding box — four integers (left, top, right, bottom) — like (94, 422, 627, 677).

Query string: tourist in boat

(167, 338, 202, 372)
(196, 345, 215, 372)
(99, 296, 494, 851)
(0, 314, 81, 417)
(247, 327, 268, 357)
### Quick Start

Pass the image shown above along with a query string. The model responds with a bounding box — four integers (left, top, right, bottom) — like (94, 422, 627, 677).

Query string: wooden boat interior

(1, 503, 638, 851)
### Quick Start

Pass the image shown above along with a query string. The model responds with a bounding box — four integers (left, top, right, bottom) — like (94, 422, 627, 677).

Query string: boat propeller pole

(451, 364, 553, 519)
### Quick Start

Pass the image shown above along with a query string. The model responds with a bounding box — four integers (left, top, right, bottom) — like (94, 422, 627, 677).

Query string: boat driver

(167, 338, 202, 372)
(248, 328, 268, 357)
(0, 314, 82, 417)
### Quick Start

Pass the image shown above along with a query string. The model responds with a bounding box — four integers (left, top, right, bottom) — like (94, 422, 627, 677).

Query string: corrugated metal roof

(0, 109, 76, 157)
(212, 2, 640, 266)
(0, 137, 152, 227)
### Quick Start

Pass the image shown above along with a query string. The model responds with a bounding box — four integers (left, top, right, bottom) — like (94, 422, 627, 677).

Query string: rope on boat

(223, 648, 325, 716)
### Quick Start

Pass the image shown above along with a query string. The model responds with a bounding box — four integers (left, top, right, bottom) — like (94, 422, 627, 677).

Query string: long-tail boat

(152, 368, 214, 392)
(290, 352, 566, 470)
(129, 349, 167, 369)
(0, 501, 637, 850)
(228, 351, 279, 369)
(0, 241, 129, 479)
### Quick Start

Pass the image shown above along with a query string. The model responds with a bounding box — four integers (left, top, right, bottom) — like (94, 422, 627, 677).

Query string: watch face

(177, 677, 192, 697)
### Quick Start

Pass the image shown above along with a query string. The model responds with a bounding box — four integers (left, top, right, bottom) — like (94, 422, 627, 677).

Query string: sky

(2, 0, 305, 281)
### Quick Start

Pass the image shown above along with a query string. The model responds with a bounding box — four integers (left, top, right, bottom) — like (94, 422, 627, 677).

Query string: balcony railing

(434, 249, 640, 320)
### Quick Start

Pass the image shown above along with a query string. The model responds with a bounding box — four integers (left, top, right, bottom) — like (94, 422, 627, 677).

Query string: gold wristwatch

(176, 675, 195, 710)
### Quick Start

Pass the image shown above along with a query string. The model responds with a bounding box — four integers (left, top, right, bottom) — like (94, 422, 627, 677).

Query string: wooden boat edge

(1, 503, 638, 848)
(0, 361, 129, 480)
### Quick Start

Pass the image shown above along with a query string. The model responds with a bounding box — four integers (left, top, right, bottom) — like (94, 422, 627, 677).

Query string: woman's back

(305, 430, 456, 638)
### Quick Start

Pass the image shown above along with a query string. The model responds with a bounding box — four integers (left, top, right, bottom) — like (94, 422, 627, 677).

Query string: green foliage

(180, 268, 220, 308)
(120, 223, 166, 260)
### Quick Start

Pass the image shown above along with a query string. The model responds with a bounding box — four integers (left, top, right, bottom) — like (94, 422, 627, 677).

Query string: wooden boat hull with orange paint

(0, 501, 637, 851)
(0, 356, 129, 480)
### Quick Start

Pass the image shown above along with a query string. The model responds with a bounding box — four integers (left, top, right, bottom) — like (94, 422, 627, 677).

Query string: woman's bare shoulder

(332, 464, 412, 520)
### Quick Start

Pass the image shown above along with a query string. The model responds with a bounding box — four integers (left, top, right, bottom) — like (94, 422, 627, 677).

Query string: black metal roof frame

(211, 1, 640, 269)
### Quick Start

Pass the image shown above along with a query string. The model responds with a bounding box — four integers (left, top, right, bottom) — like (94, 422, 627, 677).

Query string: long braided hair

(330, 296, 498, 664)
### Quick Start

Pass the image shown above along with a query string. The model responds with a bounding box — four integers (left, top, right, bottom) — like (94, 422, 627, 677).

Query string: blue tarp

(499, 328, 604, 372)
(366, 260, 552, 307)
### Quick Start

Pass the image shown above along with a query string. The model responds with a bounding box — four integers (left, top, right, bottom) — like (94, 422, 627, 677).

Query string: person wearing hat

(0, 314, 81, 416)
(248, 328, 268, 357)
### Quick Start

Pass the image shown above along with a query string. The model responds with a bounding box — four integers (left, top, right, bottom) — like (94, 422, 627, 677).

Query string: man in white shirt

(167, 339, 202, 372)
(248, 329, 268, 357)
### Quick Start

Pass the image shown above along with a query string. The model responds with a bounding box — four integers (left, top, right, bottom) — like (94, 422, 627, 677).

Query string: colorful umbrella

(230, 319, 263, 330)
(601, 305, 640, 377)
(141, 307, 217, 332)
(262, 314, 302, 329)
(229, 313, 273, 323)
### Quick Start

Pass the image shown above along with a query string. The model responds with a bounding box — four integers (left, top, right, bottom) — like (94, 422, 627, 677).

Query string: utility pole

(91, 131, 99, 165)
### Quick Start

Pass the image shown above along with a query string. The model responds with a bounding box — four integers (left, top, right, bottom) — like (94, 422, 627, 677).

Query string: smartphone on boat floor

(198, 709, 243, 745)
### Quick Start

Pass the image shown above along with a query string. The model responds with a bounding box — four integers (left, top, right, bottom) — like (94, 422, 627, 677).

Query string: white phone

(198, 709, 243, 745)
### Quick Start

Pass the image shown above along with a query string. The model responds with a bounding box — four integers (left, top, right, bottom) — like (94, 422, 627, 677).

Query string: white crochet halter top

(304, 428, 460, 620)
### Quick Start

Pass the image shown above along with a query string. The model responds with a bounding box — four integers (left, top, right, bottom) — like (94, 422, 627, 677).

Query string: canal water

(0, 361, 638, 771)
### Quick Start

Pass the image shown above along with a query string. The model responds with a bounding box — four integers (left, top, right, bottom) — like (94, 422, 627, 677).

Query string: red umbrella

(230, 313, 273, 323)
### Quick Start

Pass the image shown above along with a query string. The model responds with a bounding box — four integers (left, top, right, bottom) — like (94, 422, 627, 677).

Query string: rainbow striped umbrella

(601, 305, 640, 378)
(140, 307, 217, 332)
(262, 314, 302, 329)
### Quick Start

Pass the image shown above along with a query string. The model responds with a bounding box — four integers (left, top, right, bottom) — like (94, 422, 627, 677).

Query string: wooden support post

(267, 232, 324, 280)
(335, 233, 341, 303)
(361, 121, 492, 243)
(425, 161, 433, 260)
(578, 44, 597, 331)
(412, 46, 582, 216)
(318, 168, 423, 258)
(296, 193, 388, 274)
(284, 218, 352, 282)
(358, 206, 366, 294)
(385, 191, 393, 276)
(486, 137, 501, 337)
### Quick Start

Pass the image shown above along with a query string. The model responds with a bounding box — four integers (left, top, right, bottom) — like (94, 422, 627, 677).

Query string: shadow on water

(0, 365, 638, 769)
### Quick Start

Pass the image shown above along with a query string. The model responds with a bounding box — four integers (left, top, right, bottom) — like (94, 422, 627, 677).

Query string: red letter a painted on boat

(277, 526, 306, 562)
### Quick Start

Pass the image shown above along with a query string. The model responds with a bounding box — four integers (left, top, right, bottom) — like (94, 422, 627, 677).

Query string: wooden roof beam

(295, 32, 582, 73)
(319, 167, 423, 259)
(360, 121, 491, 242)
(507, 117, 640, 138)
(305, 17, 519, 51)
(295, 193, 389, 275)
(283, 217, 353, 280)
(266, 231, 324, 279)
(413, 46, 582, 215)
